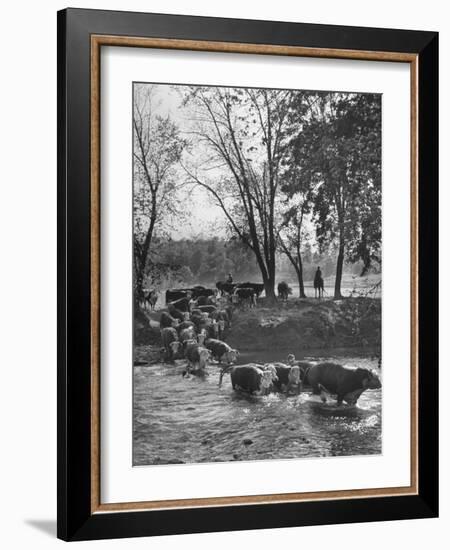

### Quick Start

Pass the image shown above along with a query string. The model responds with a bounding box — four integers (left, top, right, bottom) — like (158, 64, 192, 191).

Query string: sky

(135, 82, 227, 240)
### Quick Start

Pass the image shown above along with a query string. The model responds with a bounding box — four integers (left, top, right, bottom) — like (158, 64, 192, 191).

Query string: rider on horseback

(314, 267, 324, 299)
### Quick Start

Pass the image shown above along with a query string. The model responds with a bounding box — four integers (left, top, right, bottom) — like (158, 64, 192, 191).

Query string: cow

(167, 304, 186, 322)
(184, 342, 211, 374)
(182, 338, 197, 354)
(160, 327, 181, 362)
(277, 281, 292, 301)
(286, 355, 315, 381)
(165, 289, 191, 303)
(179, 327, 196, 343)
(159, 311, 179, 329)
(190, 313, 204, 332)
(219, 364, 278, 395)
(207, 319, 220, 340)
(216, 281, 237, 297)
(205, 338, 239, 365)
(304, 362, 382, 405)
(142, 289, 158, 310)
(196, 295, 216, 306)
(192, 287, 216, 299)
(236, 282, 265, 297)
(197, 329, 207, 346)
(211, 309, 231, 327)
(177, 320, 195, 333)
(223, 305, 233, 323)
(233, 287, 256, 308)
(217, 318, 226, 339)
(265, 363, 302, 395)
(197, 305, 217, 315)
(168, 296, 192, 312)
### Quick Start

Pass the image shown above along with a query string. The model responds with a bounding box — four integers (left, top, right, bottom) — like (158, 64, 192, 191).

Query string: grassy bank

(226, 298, 381, 353)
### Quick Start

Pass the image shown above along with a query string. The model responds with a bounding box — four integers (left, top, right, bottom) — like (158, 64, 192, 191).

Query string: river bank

(134, 297, 381, 357)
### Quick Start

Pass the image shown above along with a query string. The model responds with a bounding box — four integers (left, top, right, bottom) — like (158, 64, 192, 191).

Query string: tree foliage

(133, 84, 187, 300)
(182, 86, 293, 298)
(284, 92, 381, 297)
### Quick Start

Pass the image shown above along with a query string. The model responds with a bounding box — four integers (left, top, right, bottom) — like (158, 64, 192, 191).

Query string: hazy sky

(138, 83, 227, 240)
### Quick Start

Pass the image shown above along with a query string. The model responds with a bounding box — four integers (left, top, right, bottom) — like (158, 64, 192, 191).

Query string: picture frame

(57, 7, 438, 541)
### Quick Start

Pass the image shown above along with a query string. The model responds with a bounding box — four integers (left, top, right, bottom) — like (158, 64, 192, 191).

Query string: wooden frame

(58, 8, 438, 541)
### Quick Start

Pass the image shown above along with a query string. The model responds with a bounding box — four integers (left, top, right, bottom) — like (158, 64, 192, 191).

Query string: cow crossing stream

(133, 353, 381, 466)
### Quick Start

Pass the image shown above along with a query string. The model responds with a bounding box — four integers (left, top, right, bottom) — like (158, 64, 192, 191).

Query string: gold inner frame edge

(90, 34, 419, 514)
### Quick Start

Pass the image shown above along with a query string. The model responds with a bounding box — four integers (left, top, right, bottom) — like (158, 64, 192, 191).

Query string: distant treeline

(142, 237, 375, 291)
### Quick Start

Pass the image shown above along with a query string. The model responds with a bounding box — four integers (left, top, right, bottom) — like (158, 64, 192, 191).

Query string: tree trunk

(262, 273, 276, 301)
(334, 239, 345, 299)
(265, 279, 276, 301)
(279, 240, 306, 299)
(296, 256, 306, 298)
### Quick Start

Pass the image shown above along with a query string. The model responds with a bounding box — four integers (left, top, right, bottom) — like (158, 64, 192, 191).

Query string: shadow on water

(133, 351, 382, 466)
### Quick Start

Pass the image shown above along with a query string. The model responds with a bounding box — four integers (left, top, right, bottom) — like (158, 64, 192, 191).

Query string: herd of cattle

(219, 360, 381, 405)
(142, 280, 297, 311)
(151, 283, 381, 406)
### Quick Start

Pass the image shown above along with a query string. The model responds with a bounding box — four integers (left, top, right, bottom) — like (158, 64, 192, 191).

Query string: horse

(314, 276, 324, 299)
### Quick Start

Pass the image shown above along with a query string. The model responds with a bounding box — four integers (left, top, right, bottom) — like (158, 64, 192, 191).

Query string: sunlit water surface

(133, 352, 381, 466)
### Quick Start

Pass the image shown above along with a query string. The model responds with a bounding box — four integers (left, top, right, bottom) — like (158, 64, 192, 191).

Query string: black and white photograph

(132, 82, 383, 466)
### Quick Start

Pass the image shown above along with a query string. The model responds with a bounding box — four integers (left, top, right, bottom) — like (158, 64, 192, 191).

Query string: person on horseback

(314, 267, 324, 299)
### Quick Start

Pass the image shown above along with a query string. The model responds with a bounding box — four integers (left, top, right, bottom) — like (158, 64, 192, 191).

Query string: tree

(133, 84, 187, 302)
(285, 92, 381, 298)
(182, 86, 293, 299)
(278, 200, 310, 298)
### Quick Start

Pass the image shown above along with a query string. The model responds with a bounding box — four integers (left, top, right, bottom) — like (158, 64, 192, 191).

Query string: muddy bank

(134, 297, 381, 353)
(134, 308, 161, 346)
(226, 298, 381, 353)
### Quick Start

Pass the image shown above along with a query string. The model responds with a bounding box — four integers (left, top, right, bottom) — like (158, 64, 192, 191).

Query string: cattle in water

(211, 309, 231, 329)
(265, 363, 302, 394)
(179, 327, 196, 344)
(219, 364, 278, 395)
(286, 355, 315, 381)
(205, 339, 239, 365)
(233, 287, 256, 308)
(236, 282, 265, 297)
(184, 343, 211, 374)
(198, 319, 217, 340)
(197, 329, 207, 346)
(304, 362, 381, 405)
(177, 320, 195, 333)
(277, 281, 292, 301)
(190, 313, 204, 332)
(160, 327, 181, 362)
(159, 311, 179, 329)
